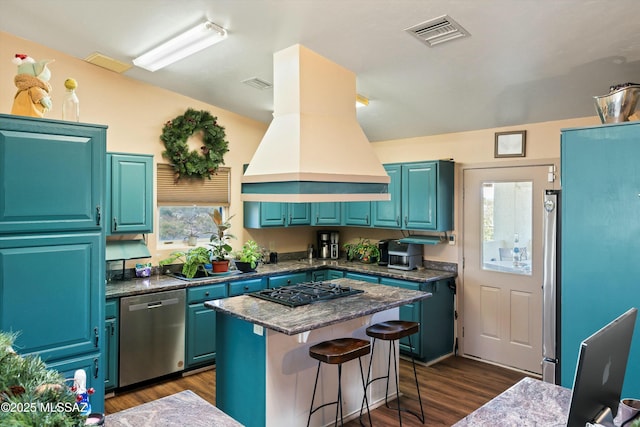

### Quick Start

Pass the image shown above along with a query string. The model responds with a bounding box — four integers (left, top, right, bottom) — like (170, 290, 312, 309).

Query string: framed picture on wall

(495, 131, 526, 158)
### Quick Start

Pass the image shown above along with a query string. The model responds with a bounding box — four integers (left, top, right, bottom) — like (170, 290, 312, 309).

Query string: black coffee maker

(377, 239, 391, 266)
(317, 231, 335, 259)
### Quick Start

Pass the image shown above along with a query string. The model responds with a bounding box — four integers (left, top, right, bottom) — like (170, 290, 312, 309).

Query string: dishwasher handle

(127, 297, 180, 312)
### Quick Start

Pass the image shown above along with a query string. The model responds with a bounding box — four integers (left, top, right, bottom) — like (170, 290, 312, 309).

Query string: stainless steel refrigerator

(542, 189, 561, 383)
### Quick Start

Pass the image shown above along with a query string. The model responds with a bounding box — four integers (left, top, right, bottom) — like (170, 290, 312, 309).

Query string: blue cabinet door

(104, 299, 119, 391)
(107, 153, 153, 235)
(327, 270, 345, 280)
(186, 283, 228, 369)
(380, 278, 422, 355)
(401, 160, 454, 231)
(47, 352, 104, 414)
(268, 272, 308, 288)
(343, 201, 371, 226)
(402, 162, 437, 230)
(0, 116, 106, 234)
(260, 203, 286, 227)
(372, 164, 402, 228)
(344, 272, 379, 283)
(0, 232, 103, 362)
(229, 278, 265, 296)
(287, 203, 311, 225)
(312, 202, 342, 225)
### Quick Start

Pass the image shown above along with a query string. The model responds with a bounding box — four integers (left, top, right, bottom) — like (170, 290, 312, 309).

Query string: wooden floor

(105, 356, 531, 426)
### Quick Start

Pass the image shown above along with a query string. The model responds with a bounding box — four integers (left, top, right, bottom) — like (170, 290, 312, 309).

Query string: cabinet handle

(110, 323, 115, 336)
(96, 206, 101, 226)
(396, 215, 400, 226)
(93, 358, 99, 379)
(94, 327, 99, 348)
(404, 216, 408, 226)
(113, 217, 118, 231)
(205, 291, 210, 297)
(365, 214, 369, 225)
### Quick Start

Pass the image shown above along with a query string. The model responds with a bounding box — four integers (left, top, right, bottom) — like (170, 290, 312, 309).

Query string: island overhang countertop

(205, 277, 432, 335)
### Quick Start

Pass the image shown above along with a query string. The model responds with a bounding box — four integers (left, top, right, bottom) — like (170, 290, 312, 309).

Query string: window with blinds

(157, 163, 230, 206)
(156, 164, 231, 246)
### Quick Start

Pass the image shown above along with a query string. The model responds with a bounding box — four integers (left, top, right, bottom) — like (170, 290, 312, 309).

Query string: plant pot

(187, 235, 198, 246)
(211, 260, 229, 273)
(234, 261, 256, 273)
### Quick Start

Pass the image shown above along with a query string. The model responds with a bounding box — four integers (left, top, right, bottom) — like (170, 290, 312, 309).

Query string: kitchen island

(205, 277, 431, 427)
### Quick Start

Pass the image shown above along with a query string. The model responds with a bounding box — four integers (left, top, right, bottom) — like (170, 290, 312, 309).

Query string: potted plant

(209, 210, 235, 272)
(343, 238, 381, 263)
(233, 240, 264, 273)
(159, 246, 211, 279)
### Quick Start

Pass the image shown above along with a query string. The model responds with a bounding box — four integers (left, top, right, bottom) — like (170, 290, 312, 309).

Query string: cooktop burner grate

(248, 281, 364, 307)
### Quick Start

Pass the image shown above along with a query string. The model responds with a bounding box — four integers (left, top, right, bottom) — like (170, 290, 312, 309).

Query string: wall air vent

(242, 77, 273, 90)
(405, 15, 470, 47)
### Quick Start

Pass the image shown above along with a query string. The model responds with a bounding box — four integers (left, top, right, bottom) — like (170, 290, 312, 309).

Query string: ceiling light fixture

(356, 94, 369, 108)
(133, 21, 227, 72)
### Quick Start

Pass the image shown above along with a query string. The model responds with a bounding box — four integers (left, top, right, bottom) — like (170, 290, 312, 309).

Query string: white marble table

(453, 377, 571, 426)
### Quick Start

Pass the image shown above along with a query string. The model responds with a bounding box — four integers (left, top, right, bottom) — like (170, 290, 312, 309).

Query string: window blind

(157, 163, 230, 206)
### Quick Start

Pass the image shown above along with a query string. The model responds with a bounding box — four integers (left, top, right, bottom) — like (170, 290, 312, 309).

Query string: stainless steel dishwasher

(119, 288, 186, 387)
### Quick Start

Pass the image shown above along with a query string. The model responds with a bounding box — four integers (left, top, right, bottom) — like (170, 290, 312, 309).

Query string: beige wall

(1, 31, 602, 267)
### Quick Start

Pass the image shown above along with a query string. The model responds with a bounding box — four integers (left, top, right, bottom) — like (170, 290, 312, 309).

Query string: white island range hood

(241, 44, 390, 203)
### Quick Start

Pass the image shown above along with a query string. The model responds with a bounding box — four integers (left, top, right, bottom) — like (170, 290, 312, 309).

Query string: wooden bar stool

(307, 337, 372, 427)
(360, 320, 425, 426)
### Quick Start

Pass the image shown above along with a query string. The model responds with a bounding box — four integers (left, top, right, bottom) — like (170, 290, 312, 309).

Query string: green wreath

(161, 108, 229, 181)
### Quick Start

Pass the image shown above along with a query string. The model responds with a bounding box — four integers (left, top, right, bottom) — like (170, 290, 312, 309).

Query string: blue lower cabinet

(104, 299, 118, 391)
(186, 283, 228, 369)
(311, 270, 327, 282)
(47, 352, 104, 414)
(268, 272, 308, 288)
(344, 272, 379, 283)
(379, 277, 455, 362)
(228, 278, 265, 296)
(327, 270, 345, 280)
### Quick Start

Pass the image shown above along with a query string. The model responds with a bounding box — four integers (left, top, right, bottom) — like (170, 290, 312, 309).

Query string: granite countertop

(453, 377, 571, 426)
(106, 259, 456, 299)
(104, 390, 243, 427)
(204, 277, 431, 335)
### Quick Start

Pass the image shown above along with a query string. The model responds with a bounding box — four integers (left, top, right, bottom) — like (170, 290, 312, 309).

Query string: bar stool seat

(307, 337, 372, 427)
(361, 320, 425, 426)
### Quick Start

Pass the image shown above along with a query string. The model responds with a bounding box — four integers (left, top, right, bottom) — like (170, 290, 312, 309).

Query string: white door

(462, 164, 554, 374)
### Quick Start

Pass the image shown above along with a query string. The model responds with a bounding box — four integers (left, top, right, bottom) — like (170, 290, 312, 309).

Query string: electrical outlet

(449, 234, 456, 245)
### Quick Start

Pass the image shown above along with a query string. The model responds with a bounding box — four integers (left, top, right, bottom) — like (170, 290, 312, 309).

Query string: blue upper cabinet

(343, 201, 371, 226)
(372, 164, 402, 228)
(312, 202, 342, 226)
(0, 115, 106, 234)
(106, 153, 153, 235)
(401, 160, 454, 231)
(244, 201, 311, 228)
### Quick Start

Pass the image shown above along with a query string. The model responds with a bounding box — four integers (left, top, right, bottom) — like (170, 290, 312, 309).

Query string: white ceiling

(3, 1, 640, 142)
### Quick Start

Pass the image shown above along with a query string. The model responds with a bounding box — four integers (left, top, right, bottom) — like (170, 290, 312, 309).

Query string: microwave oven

(387, 241, 421, 270)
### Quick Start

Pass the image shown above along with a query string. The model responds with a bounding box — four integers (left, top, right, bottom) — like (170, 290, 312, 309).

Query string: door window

(481, 181, 532, 276)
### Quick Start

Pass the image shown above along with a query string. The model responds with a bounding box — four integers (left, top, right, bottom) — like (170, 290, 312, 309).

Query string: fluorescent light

(356, 94, 369, 108)
(133, 21, 227, 72)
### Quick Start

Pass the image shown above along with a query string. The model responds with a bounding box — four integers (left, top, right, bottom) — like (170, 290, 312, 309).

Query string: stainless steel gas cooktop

(248, 281, 364, 307)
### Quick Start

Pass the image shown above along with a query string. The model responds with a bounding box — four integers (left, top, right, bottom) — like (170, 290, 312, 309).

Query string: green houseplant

(343, 238, 380, 263)
(159, 246, 211, 279)
(233, 240, 264, 273)
(209, 210, 235, 272)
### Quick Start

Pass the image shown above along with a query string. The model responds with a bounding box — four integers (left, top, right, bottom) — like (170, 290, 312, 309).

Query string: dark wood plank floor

(105, 356, 531, 426)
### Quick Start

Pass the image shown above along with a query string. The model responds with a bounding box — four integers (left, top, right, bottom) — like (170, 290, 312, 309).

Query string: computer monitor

(566, 307, 638, 427)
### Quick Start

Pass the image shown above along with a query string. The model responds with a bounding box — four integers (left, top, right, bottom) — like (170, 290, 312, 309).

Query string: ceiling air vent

(405, 15, 470, 47)
(242, 77, 273, 90)
(84, 52, 132, 73)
